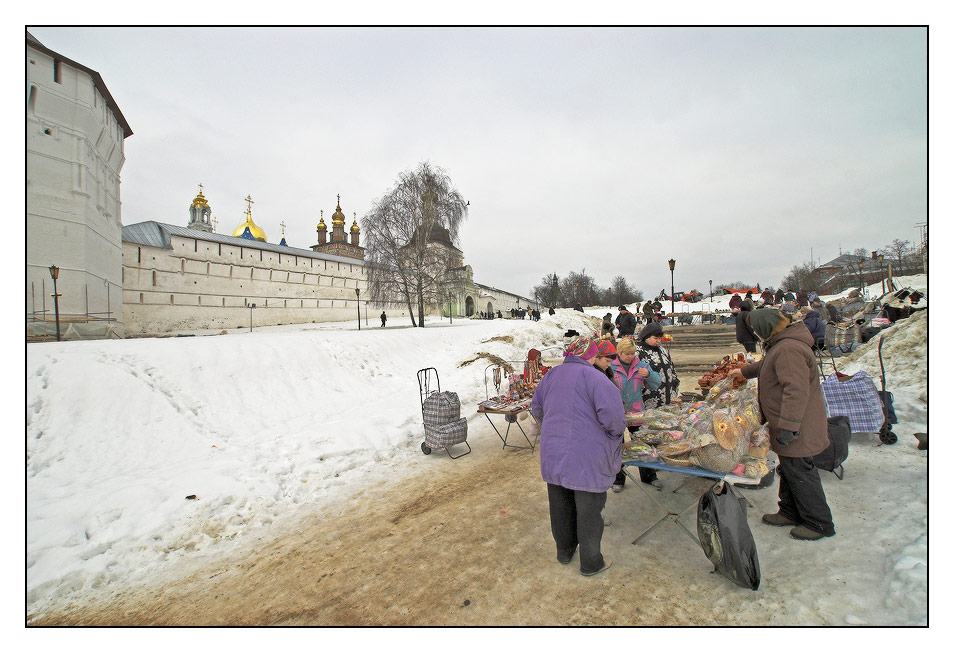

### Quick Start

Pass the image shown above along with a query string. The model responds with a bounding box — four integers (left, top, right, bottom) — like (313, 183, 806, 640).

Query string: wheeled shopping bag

(417, 367, 471, 459)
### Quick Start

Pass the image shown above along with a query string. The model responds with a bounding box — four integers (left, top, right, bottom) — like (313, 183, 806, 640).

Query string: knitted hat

(638, 321, 663, 342)
(618, 305, 628, 311)
(595, 340, 617, 359)
(564, 336, 599, 360)
(616, 335, 637, 355)
(746, 308, 791, 341)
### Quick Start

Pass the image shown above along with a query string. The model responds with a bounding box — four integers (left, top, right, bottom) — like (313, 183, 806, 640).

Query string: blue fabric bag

(821, 370, 885, 433)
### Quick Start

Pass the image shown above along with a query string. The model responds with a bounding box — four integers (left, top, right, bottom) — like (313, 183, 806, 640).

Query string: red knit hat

(595, 340, 617, 359)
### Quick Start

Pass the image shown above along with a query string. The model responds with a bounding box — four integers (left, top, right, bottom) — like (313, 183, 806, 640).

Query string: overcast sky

(28, 26, 927, 297)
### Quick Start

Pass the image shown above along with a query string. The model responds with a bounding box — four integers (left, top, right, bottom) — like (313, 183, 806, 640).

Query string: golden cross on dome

(280, 220, 286, 236)
(245, 195, 254, 213)
(337, 193, 340, 204)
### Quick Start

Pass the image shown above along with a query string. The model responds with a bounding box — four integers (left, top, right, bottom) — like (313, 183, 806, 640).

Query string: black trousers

(776, 455, 835, 536)
(615, 425, 657, 485)
(741, 341, 757, 353)
(546, 484, 607, 574)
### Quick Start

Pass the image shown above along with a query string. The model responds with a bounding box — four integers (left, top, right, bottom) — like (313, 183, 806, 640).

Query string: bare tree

(559, 269, 598, 307)
(885, 238, 911, 275)
(363, 162, 468, 327)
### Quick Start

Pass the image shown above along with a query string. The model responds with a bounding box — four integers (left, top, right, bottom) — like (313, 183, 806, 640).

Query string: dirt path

(34, 336, 767, 626)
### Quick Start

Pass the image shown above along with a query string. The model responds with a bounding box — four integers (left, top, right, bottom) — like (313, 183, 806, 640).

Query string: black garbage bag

(697, 481, 761, 590)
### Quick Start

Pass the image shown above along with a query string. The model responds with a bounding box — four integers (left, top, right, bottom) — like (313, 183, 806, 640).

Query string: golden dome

(317, 210, 327, 232)
(232, 208, 267, 242)
(331, 195, 345, 225)
(191, 184, 210, 209)
(350, 213, 360, 233)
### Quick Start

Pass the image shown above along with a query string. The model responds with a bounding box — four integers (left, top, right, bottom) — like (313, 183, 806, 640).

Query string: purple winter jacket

(531, 355, 627, 493)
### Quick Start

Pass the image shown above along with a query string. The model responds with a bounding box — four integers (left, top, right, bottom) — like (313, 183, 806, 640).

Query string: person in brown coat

(728, 308, 835, 541)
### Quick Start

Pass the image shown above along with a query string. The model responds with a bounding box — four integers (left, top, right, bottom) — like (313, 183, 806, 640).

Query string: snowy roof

(122, 221, 366, 266)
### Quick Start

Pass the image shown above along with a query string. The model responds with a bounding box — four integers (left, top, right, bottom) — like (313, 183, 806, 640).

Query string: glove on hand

(776, 429, 799, 446)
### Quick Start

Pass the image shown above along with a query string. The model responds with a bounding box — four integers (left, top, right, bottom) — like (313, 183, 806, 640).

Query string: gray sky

(28, 26, 927, 297)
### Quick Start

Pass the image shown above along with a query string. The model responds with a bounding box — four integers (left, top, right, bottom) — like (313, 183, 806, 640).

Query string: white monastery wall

(122, 234, 415, 334)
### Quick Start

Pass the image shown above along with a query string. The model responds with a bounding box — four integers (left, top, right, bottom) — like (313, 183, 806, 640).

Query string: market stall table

(621, 459, 763, 546)
(477, 397, 538, 451)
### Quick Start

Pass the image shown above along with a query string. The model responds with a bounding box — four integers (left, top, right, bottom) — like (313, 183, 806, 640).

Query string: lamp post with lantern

(668, 259, 676, 316)
(355, 287, 361, 330)
(49, 265, 61, 341)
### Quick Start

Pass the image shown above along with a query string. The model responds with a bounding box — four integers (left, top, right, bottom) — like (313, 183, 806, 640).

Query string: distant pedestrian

(380, 311, 387, 327)
(742, 291, 755, 311)
(548, 307, 555, 316)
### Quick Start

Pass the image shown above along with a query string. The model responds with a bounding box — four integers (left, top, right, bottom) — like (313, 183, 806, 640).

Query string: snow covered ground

(26, 276, 929, 626)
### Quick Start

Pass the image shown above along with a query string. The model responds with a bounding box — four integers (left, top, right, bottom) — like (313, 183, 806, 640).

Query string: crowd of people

(731, 289, 834, 351)
(530, 299, 836, 577)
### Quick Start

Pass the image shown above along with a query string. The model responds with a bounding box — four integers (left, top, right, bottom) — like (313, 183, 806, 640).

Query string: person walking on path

(608, 335, 661, 492)
(602, 313, 615, 339)
(728, 309, 835, 541)
(380, 311, 387, 327)
(531, 337, 625, 576)
(735, 303, 758, 353)
(729, 293, 743, 311)
(614, 305, 636, 337)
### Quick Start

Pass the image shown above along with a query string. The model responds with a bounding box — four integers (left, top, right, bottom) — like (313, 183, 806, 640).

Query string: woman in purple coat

(531, 337, 626, 576)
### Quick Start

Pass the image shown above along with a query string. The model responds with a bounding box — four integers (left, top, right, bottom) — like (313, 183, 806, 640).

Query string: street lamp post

(668, 259, 676, 316)
(876, 253, 885, 293)
(49, 265, 61, 342)
(249, 303, 256, 332)
(355, 288, 361, 331)
(708, 279, 713, 302)
(449, 293, 453, 324)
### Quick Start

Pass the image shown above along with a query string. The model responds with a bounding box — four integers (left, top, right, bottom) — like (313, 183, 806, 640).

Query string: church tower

(310, 195, 364, 260)
(330, 195, 346, 243)
(350, 213, 360, 247)
(187, 184, 213, 232)
(316, 210, 327, 245)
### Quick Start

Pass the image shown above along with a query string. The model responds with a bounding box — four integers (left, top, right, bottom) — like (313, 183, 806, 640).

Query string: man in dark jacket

(735, 304, 758, 353)
(799, 307, 827, 346)
(826, 303, 839, 322)
(729, 309, 835, 541)
(775, 288, 785, 304)
(615, 306, 637, 336)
